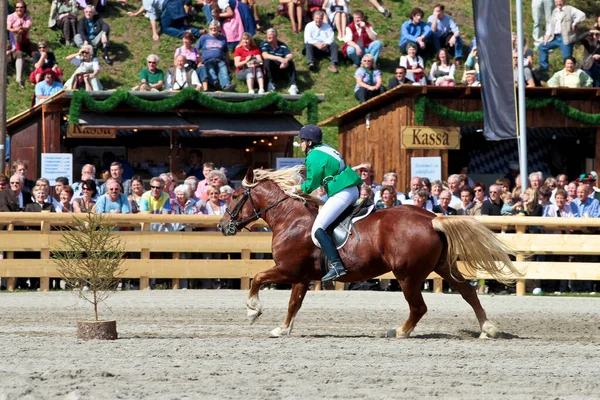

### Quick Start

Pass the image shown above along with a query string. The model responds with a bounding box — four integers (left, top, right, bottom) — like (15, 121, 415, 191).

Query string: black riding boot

(315, 228, 347, 281)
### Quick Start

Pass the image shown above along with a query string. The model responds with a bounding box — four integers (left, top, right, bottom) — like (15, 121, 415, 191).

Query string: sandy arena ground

(0, 289, 599, 399)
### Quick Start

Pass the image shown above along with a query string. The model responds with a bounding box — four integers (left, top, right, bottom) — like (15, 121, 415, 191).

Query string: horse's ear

(245, 168, 254, 183)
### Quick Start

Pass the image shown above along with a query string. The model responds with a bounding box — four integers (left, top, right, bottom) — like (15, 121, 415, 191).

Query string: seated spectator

(140, 177, 171, 215)
(0, 175, 7, 192)
(501, 188, 518, 215)
(48, 0, 78, 47)
(495, 177, 511, 194)
(35, 69, 64, 105)
(260, 28, 299, 95)
(571, 183, 600, 217)
(410, 189, 430, 211)
(126, 0, 164, 41)
(547, 56, 593, 88)
(95, 178, 131, 214)
(278, 0, 305, 34)
(399, 43, 426, 85)
(374, 172, 406, 203)
(557, 174, 569, 191)
(196, 21, 236, 91)
(196, 185, 227, 214)
(481, 184, 502, 215)
(234, 32, 265, 94)
(354, 54, 384, 104)
(171, 183, 197, 221)
(430, 180, 443, 204)
(74, 5, 112, 65)
(25, 185, 55, 213)
(128, 175, 145, 213)
(166, 55, 203, 90)
(54, 177, 69, 200)
(359, 184, 372, 202)
(0, 175, 32, 211)
(184, 177, 199, 201)
(65, 44, 103, 91)
(72, 179, 97, 213)
(513, 51, 535, 87)
(207, 169, 227, 191)
(428, 48, 455, 86)
(544, 188, 575, 217)
(523, 187, 543, 216)
(457, 186, 475, 215)
(432, 190, 457, 215)
(160, 0, 201, 40)
(399, 7, 431, 55)
(30, 40, 63, 84)
(388, 66, 413, 89)
(579, 29, 600, 87)
(57, 185, 74, 213)
(322, 0, 350, 42)
(375, 185, 401, 209)
(472, 182, 486, 215)
(463, 45, 479, 81)
(304, 10, 339, 73)
(133, 54, 164, 91)
(341, 10, 382, 68)
(464, 69, 480, 87)
(174, 31, 200, 69)
(195, 162, 215, 200)
(512, 32, 534, 68)
(7, 1, 34, 89)
(72, 164, 97, 198)
(160, 172, 176, 198)
(427, 4, 463, 64)
(35, 178, 61, 209)
(219, 185, 233, 204)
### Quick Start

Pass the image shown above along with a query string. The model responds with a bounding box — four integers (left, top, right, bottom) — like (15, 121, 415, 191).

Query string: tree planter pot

(77, 320, 118, 340)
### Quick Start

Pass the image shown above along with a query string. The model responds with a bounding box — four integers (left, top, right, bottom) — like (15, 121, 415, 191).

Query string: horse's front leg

(270, 281, 310, 338)
(246, 264, 302, 324)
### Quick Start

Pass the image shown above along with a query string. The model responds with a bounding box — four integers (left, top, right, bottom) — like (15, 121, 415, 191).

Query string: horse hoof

(481, 321, 499, 339)
(269, 327, 290, 338)
(247, 308, 262, 325)
(386, 329, 397, 338)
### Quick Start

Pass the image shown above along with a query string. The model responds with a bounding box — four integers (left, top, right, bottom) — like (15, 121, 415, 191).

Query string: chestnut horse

(218, 166, 520, 339)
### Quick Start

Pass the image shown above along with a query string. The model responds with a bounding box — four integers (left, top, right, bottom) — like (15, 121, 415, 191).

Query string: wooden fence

(1, 213, 599, 296)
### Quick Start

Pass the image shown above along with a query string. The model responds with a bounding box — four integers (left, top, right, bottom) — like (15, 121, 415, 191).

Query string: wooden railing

(1, 213, 599, 295)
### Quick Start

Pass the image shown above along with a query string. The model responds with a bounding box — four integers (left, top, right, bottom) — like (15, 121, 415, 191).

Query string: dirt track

(0, 290, 599, 399)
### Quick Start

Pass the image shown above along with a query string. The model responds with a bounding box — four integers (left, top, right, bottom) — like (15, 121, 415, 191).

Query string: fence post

(313, 281, 322, 290)
(241, 249, 251, 290)
(335, 281, 345, 291)
(40, 220, 51, 292)
(6, 223, 15, 291)
(139, 222, 150, 290)
(433, 278, 443, 293)
(172, 252, 180, 289)
(515, 224, 527, 296)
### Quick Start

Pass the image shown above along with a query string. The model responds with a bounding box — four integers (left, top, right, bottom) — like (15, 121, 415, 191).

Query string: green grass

(6, 0, 600, 146)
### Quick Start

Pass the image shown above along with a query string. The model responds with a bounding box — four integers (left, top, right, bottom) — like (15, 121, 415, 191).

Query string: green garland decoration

(68, 88, 319, 126)
(414, 95, 600, 126)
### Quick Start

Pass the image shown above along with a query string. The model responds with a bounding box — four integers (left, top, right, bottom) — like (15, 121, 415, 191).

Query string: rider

(293, 125, 362, 281)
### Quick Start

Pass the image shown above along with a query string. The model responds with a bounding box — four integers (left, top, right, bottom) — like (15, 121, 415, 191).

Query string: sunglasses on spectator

(151, 185, 162, 189)
(474, 188, 483, 192)
(10, 182, 20, 185)
(489, 191, 498, 194)
(81, 51, 89, 55)
(108, 188, 120, 192)
(82, 187, 90, 191)
(39, 46, 46, 49)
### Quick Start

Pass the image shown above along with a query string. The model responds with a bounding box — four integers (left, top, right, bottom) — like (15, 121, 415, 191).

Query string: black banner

(472, 0, 517, 140)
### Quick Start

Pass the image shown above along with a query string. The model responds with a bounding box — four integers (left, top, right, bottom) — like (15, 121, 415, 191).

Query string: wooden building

(320, 85, 600, 192)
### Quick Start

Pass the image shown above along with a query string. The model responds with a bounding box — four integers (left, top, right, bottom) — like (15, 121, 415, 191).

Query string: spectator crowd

(7, 0, 600, 106)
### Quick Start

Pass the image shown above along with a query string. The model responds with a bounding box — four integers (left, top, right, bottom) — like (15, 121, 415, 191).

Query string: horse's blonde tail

(432, 217, 522, 285)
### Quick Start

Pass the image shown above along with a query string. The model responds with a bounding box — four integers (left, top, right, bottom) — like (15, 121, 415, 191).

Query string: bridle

(219, 185, 290, 235)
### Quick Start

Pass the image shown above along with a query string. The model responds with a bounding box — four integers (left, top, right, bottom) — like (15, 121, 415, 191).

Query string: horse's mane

(242, 165, 323, 205)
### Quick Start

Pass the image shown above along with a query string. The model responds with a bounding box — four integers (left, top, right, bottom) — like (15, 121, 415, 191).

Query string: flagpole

(516, 0, 528, 187)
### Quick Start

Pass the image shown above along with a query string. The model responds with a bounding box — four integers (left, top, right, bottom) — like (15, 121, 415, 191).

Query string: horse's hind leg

(435, 262, 499, 339)
(387, 276, 428, 338)
(270, 281, 310, 338)
(246, 264, 298, 324)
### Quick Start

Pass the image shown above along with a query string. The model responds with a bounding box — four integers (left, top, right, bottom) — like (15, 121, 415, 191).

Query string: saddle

(327, 199, 375, 250)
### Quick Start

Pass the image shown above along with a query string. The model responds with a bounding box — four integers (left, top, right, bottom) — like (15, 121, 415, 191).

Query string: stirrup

(322, 261, 346, 282)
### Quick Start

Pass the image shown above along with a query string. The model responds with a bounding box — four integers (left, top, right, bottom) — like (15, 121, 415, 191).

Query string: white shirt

(166, 68, 200, 90)
(449, 194, 462, 209)
(17, 192, 23, 209)
(304, 21, 335, 46)
(343, 24, 377, 43)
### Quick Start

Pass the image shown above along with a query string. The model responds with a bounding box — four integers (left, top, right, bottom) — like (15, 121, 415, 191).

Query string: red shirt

(233, 46, 261, 72)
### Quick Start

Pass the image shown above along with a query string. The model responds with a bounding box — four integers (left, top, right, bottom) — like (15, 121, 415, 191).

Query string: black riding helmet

(297, 124, 323, 144)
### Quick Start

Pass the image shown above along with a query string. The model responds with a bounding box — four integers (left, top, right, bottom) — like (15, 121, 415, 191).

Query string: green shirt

(301, 144, 362, 197)
(140, 68, 165, 85)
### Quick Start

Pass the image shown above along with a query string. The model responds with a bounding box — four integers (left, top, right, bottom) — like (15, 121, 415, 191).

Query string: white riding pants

(311, 186, 360, 247)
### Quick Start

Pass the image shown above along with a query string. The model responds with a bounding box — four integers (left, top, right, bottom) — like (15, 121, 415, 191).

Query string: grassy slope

(6, 0, 600, 146)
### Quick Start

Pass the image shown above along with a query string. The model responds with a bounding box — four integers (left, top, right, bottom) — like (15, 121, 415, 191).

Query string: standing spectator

(54, 177, 69, 200)
(196, 21, 236, 92)
(322, 0, 350, 42)
(35, 69, 63, 105)
(399, 43, 426, 85)
(126, 0, 165, 41)
(0, 175, 8, 192)
(234, 32, 265, 94)
(354, 54, 384, 104)
(95, 178, 131, 214)
(446, 174, 462, 208)
(566, 181, 577, 203)
(399, 7, 431, 55)
(207, 170, 227, 191)
(557, 174, 569, 190)
(170, 184, 197, 229)
(7, 1, 34, 88)
(304, 10, 339, 73)
(547, 56, 593, 88)
(160, 0, 201, 40)
(195, 162, 215, 200)
(537, 0, 585, 73)
(529, 171, 543, 191)
(186, 149, 204, 180)
(74, 5, 113, 65)
(578, 172, 600, 201)
(410, 189, 430, 211)
(432, 190, 457, 215)
(72, 179, 97, 213)
(99, 162, 132, 196)
(481, 184, 503, 215)
(134, 54, 164, 91)
(532, 0, 554, 50)
(579, 29, 600, 87)
(387, 66, 413, 90)
(0, 175, 32, 211)
(341, 10, 382, 68)
(36, 178, 61, 210)
(429, 48, 456, 86)
(30, 40, 63, 84)
(457, 186, 476, 215)
(128, 175, 145, 213)
(374, 172, 406, 203)
(427, 4, 463, 63)
(278, 0, 304, 34)
(406, 176, 421, 199)
(11, 160, 35, 192)
(209, 0, 245, 50)
(48, 0, 79, 47)
(353, 162, 380, 194)
(260, 28, 299, 95)
(174, 31, 200, 69)
(185, 177, 199, 202)
(523, 187, 543, 216)
(64, 45, 103, 90)
(72, 164, 97, 198)
(166, 54, 203, 90)
(472, 182, 486, 215)
(375, 185, 402, 209)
